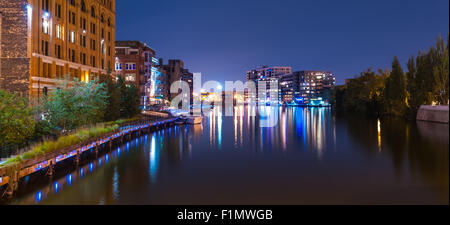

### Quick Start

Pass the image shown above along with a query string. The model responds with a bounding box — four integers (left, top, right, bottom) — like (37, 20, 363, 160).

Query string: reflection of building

(246, 66, 292, 103)
(115, 41, 163, 108)
(280, 71, 336, 105)
(0, 0, 116, 101)
(160, 59, 193, 102)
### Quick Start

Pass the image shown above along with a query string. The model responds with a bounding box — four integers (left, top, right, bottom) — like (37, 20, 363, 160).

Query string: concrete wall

(0, 0, 30, 96)
(417, 105, 449, 124)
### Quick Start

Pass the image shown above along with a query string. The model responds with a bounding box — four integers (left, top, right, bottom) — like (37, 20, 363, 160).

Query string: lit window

(115, 63, 122, 71)
(125, 63, 136, 71)
(70, 31, 76, 43)
(125, 73, 136, 81)
(56, 25, 63, 39)
(42, 18, 49, 34)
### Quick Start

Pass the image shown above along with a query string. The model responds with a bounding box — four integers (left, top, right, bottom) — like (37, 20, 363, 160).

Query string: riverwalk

(0, 116, 179, 197)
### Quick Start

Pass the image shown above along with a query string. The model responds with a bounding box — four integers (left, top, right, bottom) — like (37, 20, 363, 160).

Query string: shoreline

(0, 117, 179, 199)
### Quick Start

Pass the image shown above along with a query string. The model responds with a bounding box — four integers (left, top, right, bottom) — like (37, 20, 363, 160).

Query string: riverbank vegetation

(333, 35, 449, 118)
(0, 74, 141, 158)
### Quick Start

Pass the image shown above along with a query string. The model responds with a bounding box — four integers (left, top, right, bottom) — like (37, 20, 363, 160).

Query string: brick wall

(0, 0, 30, 96)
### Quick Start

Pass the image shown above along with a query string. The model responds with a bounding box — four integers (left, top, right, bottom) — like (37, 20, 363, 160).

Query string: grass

(0, 123, 119, 169)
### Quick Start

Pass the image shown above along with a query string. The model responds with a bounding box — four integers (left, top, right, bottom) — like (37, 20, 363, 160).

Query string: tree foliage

(334, 68, 387, 116)
(334, 34, 449, 117)
(99, 73, 121, 122)
(0, 90, 36, 146)
(384, 56, 407, 116)
(41, 79, 108, 132)
(116, 75, 141, 118)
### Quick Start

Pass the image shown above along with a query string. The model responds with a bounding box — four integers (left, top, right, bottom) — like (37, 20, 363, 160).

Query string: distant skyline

(116, 0, 449, 85)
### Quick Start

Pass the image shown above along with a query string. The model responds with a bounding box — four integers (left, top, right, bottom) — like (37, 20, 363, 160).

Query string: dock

(0, 117, 178, 197)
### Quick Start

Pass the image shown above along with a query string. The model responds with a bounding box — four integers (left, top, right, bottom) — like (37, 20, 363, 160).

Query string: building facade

(246, 66, 292, 103)
(280, 71, 336, 105)
(115, 40, 164, 108)
(160, 59, 193, 102)
(0, 0, 116, 101)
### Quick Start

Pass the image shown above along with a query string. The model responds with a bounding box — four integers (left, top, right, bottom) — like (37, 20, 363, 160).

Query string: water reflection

(9, 107, 449, 205)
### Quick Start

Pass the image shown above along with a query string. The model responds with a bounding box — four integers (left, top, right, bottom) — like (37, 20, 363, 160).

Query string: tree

(99, 73, 120, 121)
(384, 56, 407, 116)
(41, 79, 108, 132)
(0, 90, 36, 147)
(433, 35, 449, 105)
(116, 75, 128, 118)
(116, 75, 141, 118)
(124, 84, 141, 118)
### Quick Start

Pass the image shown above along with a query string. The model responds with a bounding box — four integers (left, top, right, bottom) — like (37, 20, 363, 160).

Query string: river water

(9, 106, 449, 205)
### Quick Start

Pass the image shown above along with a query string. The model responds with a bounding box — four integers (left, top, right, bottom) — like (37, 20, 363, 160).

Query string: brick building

(0, 0, 116, 101)
(115, 40, 162, 108)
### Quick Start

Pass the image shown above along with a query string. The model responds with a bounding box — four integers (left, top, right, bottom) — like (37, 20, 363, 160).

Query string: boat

(186, 116, 203, 125)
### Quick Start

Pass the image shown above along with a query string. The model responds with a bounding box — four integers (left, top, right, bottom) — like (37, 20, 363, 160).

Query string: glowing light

(377, 119, 382, 152)
(54, 182, 59, 193)
(149, 134, 159, 183)
(67, 174, 72, 186)
(26, 5, 33, 22)
(36, 191, 42, 202)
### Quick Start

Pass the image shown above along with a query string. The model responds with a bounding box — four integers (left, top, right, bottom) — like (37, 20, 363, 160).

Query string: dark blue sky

(116, 0, 449, 84)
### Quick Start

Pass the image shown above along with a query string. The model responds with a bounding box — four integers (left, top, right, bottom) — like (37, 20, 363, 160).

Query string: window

(71, 49, 76, 62)
(125, 74, 136, 82)
(68, 11, 76, 25)
(91, 56, 96, 67)
(70, 31, 76, 43)
(80, 18, 86, 30)
(42, 18, 49, 34)
(115, 63, 122, 71)
(91, 23, 96, 34)
(91, 6, 96, 18)
(125, 63, 136, 71)
(80, 35, 86, 47)
(90, 39, 96, 50)
(55, 44, 61, 59)
(81, 0, 86, 12)
(42, 0, 49, 11)
(55, 4, 62, 18)
(56, 24, 63, 39)
(80, 53, 86, 65)
(42, 40, 49, 56)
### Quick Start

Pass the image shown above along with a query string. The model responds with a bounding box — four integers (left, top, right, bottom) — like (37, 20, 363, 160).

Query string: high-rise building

(115, 40, 163, 108)
(246, 66, 292, 103)
(280, 71, 336, 105)
(0, 0, 116, 101)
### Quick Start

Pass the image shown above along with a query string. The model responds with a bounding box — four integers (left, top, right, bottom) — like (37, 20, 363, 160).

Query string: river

(8, 106, 449, 205)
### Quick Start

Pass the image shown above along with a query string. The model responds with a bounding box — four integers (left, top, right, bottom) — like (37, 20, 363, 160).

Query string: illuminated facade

(280, 71, 336, 105)
(246, 66, 292, 103)
(115, 41, 162, 108)
(0, 0, 116, 100)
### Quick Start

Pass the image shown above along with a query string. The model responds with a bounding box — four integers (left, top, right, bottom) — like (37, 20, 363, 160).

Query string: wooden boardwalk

(0, 117, 178, 195)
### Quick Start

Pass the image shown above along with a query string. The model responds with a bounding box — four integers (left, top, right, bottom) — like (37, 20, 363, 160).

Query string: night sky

(116, 0, 449, 85)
